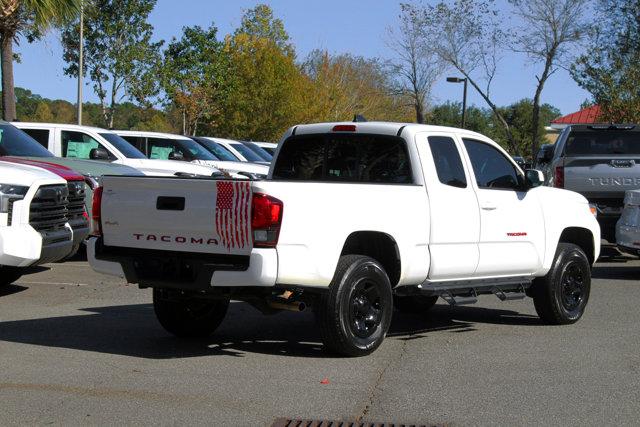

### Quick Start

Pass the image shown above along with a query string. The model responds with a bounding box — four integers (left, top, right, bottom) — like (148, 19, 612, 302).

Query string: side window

(463, 138, 522, 190)
(61, 131, 113, 160)
(428, 136, 467, 188)
(147, 138, 185, 160)
(121, 136, 146, 155)
(22, 129, 50, 148)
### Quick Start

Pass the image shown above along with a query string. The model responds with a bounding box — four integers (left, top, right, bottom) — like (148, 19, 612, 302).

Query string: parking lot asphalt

(1, 247, 639, 426)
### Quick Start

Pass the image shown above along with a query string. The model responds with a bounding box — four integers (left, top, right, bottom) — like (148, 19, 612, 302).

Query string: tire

(153, 289, 229, 338)
(393, 295, 438, 313)
(532, 243, 591, 325)
(0, 266, 23, 287)
(316, 255, 393, 357)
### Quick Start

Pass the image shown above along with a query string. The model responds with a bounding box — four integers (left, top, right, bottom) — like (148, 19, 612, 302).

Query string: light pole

(446, 76, 467, 129)
(76, 1, 84, 125)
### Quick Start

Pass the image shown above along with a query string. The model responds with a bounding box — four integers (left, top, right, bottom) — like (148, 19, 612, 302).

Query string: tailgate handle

(156, 196, 185, 211)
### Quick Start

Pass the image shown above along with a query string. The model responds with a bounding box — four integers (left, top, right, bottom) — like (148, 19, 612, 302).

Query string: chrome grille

(29, 184, 69, 232)
(66, 180, 87, 223)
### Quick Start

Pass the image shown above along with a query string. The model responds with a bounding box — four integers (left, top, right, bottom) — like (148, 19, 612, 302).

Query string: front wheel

(316, 255, 393, 357)
(0, 266, 23, 287)
(153, 289, 229, 338)
(532, 243, 591, 324)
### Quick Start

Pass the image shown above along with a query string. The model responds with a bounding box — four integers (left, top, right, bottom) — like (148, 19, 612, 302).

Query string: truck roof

(290, 121, 490, 141)
(113, 130, 194, 140)
(12, 122, 116, 134)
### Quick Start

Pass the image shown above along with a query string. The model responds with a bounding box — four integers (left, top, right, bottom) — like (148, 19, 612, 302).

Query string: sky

(13, 0, 592, 116)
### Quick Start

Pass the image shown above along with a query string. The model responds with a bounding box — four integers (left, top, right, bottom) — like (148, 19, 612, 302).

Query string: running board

(395, 276, 532, 306)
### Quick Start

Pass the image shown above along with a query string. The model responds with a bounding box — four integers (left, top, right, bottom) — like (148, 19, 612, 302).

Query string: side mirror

(525, 169, 545, 188)
(89, 147, 110, 161)
(168, 151, 184, 161)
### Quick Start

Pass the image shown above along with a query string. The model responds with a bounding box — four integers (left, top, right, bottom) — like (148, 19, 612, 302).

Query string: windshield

(175, 139, 218, 161)
(565, 131, 640, 155)
(231, 142, 264, 162)
(196, 138, 240, 161)
(99, 133, 147, 159)
(0, 124, 54, 157)
(244, 141, 273, 161)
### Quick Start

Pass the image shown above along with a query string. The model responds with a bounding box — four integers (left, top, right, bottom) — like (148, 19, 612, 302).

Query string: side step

(395, 276, 532, 306)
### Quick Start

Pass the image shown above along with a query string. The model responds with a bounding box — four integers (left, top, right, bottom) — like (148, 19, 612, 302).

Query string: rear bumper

(87, 237, 278, 289)
(0, 224, 73, 267)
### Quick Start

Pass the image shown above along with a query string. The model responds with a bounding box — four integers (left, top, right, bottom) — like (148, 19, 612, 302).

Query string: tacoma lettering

(132, 234, 219, 245)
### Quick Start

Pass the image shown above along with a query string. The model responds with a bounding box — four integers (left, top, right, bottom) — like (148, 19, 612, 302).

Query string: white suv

(13, 123, 219, 177)
(114, 130, 268, 178)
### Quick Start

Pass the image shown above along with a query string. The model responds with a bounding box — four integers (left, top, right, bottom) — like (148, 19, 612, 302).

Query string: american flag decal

(215, 181, 251, 250)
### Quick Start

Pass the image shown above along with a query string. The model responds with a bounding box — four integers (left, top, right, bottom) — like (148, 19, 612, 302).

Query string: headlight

(0, 184, 29, 213)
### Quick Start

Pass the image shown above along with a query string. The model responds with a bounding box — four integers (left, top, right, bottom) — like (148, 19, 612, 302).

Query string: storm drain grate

(271, 419, 437, 427)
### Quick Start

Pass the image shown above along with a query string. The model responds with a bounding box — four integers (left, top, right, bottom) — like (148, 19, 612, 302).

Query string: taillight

(554, 166, 564, 188)
(91, 186, 103, 237)
(251, 193, 283, 248)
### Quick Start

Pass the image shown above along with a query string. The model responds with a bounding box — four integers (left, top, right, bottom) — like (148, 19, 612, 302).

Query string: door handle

(481, 204, 497, 211)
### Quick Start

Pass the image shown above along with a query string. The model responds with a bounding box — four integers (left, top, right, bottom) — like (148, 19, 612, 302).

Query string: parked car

(114, 130, 268, 179)
(254, 141, 278, 156)
(241, 141, 273, 162)
(0, 161, 74, 286)
(201, 137, 269, 165)
(535, 143, 555, 175)
(2, 157, 89, 257)
(616, 189, 640, 256)
(545, 124, 640, 241)
(88, 121, 600, 356)
(13, 122, 219, 177)
(0, 122, 143, 219)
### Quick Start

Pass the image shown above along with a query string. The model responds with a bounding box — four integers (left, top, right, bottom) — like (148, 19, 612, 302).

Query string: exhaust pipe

(267, 300, 306, 312)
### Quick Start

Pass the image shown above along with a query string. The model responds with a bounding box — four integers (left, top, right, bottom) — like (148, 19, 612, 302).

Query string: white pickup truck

(88, 122, 600, 356)
(1, 161, 75, 286)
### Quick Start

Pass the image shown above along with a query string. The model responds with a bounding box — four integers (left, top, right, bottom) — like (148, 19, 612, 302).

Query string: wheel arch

(340, 231, 401, 287)
(558, 227, 595, 265)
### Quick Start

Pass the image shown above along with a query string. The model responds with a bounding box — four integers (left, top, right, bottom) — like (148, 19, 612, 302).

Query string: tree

(61, 0, 163, 128)
(571, 0, 640, 122)
(405, 0, 519, 154)
(387, 8, 442, 123)
(0, 0, 79, 121)
(234, 3, 293, 56)
(160, 24, 232, 136)
(215, 32, 307, 141)
(509, 0, 588, 159)
(303, 50, 413, 123)
(498, 99, 561, 155)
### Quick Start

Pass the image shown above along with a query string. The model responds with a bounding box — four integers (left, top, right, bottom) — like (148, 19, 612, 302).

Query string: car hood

(0, 160, 65, 184)
(1, 156, 84, 181)
(117, 158, 218, 176)
(21, 156, 144, 177)
(192, 160, 269, 175)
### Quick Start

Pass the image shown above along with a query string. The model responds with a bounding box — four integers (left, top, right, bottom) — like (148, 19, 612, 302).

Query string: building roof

(551, 105, 602, 125)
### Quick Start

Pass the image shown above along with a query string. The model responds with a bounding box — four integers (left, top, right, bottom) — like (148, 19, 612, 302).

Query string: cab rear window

(565, 131, 640, 155)
(272, 134, 412, 184)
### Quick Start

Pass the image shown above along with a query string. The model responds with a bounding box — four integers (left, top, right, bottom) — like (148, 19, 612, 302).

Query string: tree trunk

(1, 33, 17, 121)
(415, 96, 424, 124)
(531, 52, 555, 160)
(461, 70, 519, 155)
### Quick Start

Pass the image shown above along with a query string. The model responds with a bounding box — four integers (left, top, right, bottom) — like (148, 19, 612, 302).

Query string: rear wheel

(153, 289, 229, 338)
(316, 255, 393, 357)
(0, 266, 23, 287)
(393, 295, 438, 313)
(532, 243, 591, 324)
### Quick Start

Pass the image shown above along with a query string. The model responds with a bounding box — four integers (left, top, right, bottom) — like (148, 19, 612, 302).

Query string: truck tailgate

(100, 176, 252, 255)
(564, 156, 640, 200)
